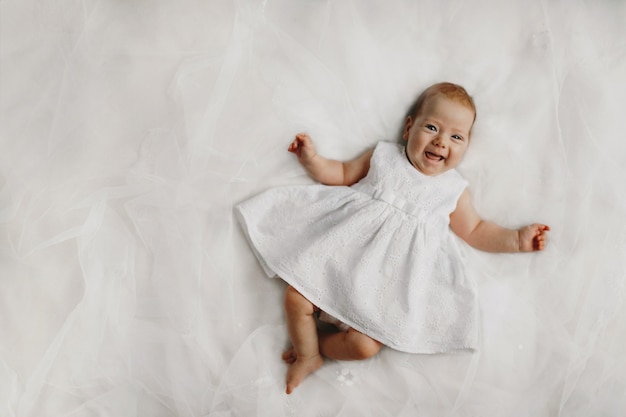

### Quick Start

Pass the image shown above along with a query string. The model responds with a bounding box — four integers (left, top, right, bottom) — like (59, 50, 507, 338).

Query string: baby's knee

(350, 332, 382, 360)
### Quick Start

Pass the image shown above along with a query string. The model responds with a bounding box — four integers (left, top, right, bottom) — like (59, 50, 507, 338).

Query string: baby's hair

(407, 82, 476, 120)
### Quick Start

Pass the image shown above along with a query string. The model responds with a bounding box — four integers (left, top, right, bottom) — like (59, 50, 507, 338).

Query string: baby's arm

(450, 189, 550, 252)
(288, 133, 373, 186)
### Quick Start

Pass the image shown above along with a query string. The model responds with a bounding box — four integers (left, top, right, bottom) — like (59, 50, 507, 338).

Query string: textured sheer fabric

(1, 0, 625, 416)
(236, 142, 477, 353)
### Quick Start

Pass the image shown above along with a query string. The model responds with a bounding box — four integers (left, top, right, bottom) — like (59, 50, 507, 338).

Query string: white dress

(235, 142, 478, 354)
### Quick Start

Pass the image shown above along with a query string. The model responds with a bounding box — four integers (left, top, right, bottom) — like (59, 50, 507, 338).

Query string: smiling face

(402, 94, 475, 176)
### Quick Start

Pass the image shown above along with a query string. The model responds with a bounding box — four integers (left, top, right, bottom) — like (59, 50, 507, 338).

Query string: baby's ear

(402, 116, 414, 140)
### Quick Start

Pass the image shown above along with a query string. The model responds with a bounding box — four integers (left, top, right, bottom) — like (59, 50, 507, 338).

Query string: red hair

(406, 82, 476, 123)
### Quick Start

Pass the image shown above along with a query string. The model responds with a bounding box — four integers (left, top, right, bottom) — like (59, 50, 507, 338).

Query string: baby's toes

(282, 348, 296, 364)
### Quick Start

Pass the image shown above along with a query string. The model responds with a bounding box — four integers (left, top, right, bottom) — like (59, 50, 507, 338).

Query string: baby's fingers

(288, 139, 303, 155)
(288, 133, 310, 152)
(295, 133, 313, 149)
(534, 225, 550, 250)
(535, 235, 545, 250)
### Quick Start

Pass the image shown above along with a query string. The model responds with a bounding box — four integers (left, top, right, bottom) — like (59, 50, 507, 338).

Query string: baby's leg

(319, 328, 382, 361)
(282, 285, 323, 394)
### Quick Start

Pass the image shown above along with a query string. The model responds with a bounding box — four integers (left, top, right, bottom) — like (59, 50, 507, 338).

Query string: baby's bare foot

(282, 347, 296, 364)
(285, 354, 323, 394)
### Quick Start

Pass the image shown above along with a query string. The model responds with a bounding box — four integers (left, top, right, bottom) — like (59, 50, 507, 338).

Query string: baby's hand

(288, 133, 317, 165)
(518, 224, 550, 252)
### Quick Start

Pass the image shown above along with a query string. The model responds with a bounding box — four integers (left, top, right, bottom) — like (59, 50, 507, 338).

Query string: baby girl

(236, 82, 550, 394)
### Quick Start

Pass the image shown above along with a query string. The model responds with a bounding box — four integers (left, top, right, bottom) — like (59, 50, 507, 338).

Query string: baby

(236, 82, 550, 394)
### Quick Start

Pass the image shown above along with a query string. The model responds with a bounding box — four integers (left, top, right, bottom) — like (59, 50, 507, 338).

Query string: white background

(1, 0, 625, 415)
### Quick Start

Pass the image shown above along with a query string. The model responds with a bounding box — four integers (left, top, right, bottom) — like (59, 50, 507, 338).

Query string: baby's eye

(452, 134, 463, 141)
(426, 124, 437, 132)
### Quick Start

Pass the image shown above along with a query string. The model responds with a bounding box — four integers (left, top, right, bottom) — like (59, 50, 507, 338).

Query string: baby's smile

(425, 151, 444, 161)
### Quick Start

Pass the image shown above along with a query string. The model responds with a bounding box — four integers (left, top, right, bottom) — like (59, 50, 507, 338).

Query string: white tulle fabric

(2, 0, 626, 416)
(236, 142, 478, 353)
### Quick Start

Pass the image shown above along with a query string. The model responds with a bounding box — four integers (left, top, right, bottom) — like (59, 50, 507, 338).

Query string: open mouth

(425, 151, 444, 161)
